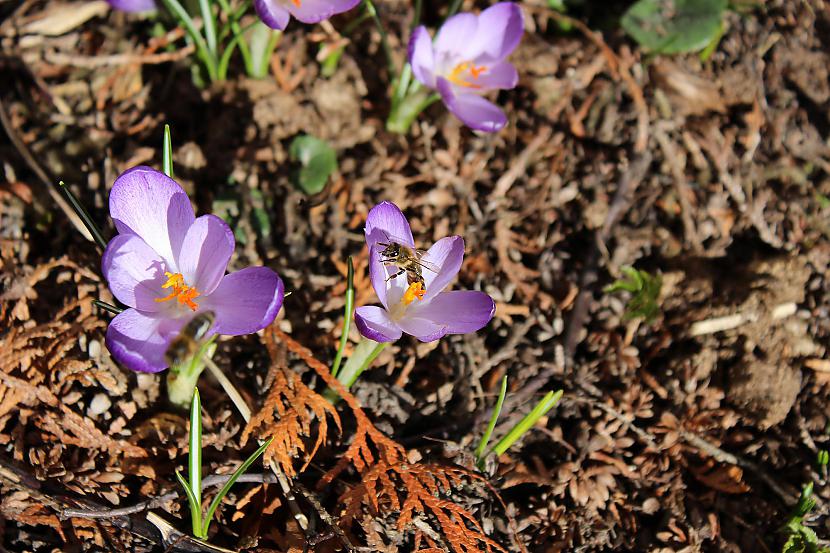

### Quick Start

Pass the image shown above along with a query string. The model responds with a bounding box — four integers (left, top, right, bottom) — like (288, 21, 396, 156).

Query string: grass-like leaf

(202, 437, 272, 537)
(475, 375, 508, 468)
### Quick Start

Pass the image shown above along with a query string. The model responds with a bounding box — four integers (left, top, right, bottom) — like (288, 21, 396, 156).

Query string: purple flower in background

(107, 0, 157, 12)
(102, 167, 284, 373)
(254, 0, 360, 30)
(408, 2, 523, 132)
(354, 202, 495, 343)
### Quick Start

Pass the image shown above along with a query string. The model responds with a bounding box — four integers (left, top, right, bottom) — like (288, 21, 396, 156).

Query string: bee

(377, 239, 439, 288)
(165, 310, 216, 367)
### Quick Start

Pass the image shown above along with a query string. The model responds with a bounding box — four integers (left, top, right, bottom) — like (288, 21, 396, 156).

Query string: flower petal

(286, 0, 361, 24)
(472, 61, 518, 90)
(102, 233, 169, 311)
(106, 309, 188, 373)
(408, 290, 495, 335)
(109, 166, 194, 269)
(420, 235, 464, 302)
(254, 0, 291, 29)
(395, 315, 449, 342)
(437, 78, 507, 132)
(354, 306, 402, 343)
(108, 0, 156, 11)
(177, 215, 235, 295)
(408, 26, 436, 88)
(434, 12, 478, 58)
(200, 267, 284, 335)
(365, 201, 415, 251)
(468, 3, 524, 63)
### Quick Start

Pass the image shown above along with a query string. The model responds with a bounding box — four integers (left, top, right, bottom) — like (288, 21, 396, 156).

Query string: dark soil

(2, 0, 830, 551)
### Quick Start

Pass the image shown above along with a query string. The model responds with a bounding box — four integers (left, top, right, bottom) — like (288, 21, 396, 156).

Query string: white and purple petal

(437, 78, 508, 133)
(408, 26, 436, 88)
(408, 290, 495, 335)
(467, 2, 524, 64)
(434, 12, 478, 60)
(254, 0, 291, 30)
(109, 166, 194, 269)
(420, 235, 464, 301)
(200, 267, 284, 335)
(286, 0, 361, 24)
(395, 315, 449, 342)
(354, 305, 402, 343)
(365, 201, 415, 252)
(472, 61, 518, 91)
(105, 309, 189, 373)
(108, 0, 156, 12)
(177, 214, 235, 295)
(102, 233, 169, 311)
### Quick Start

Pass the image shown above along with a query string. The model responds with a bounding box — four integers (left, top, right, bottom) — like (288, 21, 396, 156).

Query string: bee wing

(414, 258, 441, 274)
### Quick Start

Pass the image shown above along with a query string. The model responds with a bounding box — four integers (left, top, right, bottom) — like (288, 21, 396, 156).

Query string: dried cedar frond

(242, 330, 341, 478)
(273, 327, 507, 553)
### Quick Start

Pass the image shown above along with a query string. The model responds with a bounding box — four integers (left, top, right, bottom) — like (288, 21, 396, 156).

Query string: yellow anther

(447, 61, 487, 89)
(155, 272, 201, 311)
(402, 281, 426, 305)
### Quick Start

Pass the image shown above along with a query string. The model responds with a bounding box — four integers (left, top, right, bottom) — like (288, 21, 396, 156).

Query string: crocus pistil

(156, 272, 201, 310)
(447, 62, 488, 89)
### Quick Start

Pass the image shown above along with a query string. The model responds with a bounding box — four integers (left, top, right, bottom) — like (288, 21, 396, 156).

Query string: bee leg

(385, 269, 405, 282)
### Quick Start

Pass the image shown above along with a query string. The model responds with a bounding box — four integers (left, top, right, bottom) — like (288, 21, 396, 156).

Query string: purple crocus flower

(107, 0, 157, 12)
(354, 202, 495, 343)
(254, 0, 360, 30)
(102, 166, 284, 373)
(408, 2, 524, 132)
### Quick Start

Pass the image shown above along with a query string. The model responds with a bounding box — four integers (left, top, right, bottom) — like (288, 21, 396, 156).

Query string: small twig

(43, 46, 195, 68)
(680, 430, 797, 506)
(61, 473, 278, 519)
(688, 301, 796, 337)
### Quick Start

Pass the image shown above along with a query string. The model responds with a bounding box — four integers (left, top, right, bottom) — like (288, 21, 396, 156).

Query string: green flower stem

(363, 0, 396, 80)
(198, 0, 218, 57)
(325, 337, 388, 402)
(412, 0, 422, 29)
(491, 390, 563, 457)
(446, 0, 463, 18)
(247, 22, 281, 79)
(330, 256, 355, 379)
(475, 375, 508, 469)
(386, 89, 440, 134)
(160, 0, 219, 81)
(217, 20, 258, 79)
(166, 341, 216, 408)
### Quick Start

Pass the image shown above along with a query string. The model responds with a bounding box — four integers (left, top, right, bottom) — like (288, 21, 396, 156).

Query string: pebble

(88, 393, 111, 417)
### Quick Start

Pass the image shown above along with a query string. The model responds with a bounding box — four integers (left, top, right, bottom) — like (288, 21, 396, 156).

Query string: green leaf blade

(289, 135, 338, 195)
(621, 0, 728, 55)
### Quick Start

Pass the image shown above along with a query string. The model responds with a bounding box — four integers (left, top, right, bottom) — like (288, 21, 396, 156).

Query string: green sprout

(475, 385, 563, 471)
(604, 266, 663, 324)
(176, 388, 271, 540)
(780, 483, 830, 553)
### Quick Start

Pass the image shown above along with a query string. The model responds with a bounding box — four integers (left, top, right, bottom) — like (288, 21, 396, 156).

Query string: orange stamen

(291, 0, 301, 7)
(155, 272, 201, 311)
(402, 281, 426, 305)
(447, 61, 487, 89)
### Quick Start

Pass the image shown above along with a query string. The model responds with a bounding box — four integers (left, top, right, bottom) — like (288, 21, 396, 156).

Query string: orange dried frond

(271, 328, 507, 553)
(242, 330, 341, 478)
